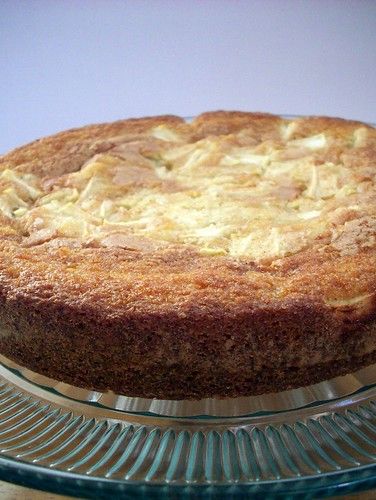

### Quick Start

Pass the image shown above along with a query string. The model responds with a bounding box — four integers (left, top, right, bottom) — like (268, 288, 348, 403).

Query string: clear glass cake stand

(0, 354, 375, 499)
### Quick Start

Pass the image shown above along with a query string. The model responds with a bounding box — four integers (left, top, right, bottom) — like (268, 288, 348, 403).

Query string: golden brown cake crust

(0, 111, 375, 399)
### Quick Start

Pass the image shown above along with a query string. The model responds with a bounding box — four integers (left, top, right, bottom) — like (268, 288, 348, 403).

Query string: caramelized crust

(0, 111, 375, 399)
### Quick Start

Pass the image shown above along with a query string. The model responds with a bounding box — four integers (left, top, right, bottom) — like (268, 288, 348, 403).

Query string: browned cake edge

(0, 285, 375, 399)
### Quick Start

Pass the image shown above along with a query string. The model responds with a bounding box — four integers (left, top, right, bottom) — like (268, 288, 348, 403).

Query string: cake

(0, 111, 375, 400)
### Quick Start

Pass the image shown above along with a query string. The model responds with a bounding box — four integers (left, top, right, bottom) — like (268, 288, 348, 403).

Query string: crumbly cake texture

(0, 111, 375, 399)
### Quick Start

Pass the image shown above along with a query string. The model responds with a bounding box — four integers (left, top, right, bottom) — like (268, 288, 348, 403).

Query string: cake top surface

(0, 112, 375, 319)
(1, 113, 376, 262)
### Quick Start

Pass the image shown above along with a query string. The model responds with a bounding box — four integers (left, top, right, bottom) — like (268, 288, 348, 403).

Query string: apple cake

(0, 111, 375, 399)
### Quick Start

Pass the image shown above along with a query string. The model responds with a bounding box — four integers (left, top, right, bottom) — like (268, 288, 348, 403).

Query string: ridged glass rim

(1, 455, 376, 498)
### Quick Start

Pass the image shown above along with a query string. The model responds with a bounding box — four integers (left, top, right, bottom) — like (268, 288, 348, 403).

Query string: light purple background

(1, 0, 376, 154)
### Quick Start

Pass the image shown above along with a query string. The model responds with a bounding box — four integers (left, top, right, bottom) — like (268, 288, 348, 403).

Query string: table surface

(0, 482, 75, 499)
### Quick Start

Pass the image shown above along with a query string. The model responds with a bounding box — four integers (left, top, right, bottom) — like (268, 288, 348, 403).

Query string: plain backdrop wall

(1, 0, 376, 153)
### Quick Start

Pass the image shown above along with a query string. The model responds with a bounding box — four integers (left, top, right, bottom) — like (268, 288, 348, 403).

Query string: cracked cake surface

(0, 111, 375, 399)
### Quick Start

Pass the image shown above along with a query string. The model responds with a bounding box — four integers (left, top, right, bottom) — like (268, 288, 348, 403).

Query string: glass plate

(0, 356, 375, 498)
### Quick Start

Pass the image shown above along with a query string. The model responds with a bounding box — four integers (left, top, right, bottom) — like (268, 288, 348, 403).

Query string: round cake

(0, 111, 375, 399)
